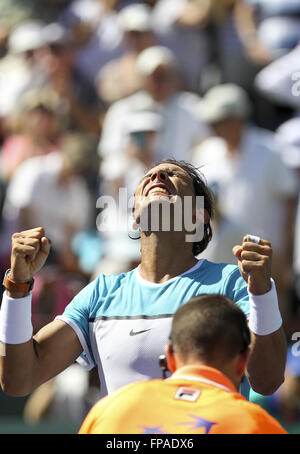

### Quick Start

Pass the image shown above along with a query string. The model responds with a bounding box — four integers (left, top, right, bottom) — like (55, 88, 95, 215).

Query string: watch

(2, 269, 34, 293)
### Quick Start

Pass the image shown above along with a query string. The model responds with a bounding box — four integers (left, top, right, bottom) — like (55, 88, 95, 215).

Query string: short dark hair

(160, 159, 214, 255)
(170, 294, 251, 364)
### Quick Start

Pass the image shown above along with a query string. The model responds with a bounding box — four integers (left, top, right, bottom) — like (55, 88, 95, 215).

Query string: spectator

(97, 110, 162, 252)
(79, 294, 287, 434)
(60, 0, 125, 89)
(99, 110, 162, 197)
(150, 0, 212, 92)
(0, 19, 49, 118)
(97, 3, 156, 104)
(193, 83, 298, 319)
(3, 132, 95, 273)
(0, 88, 65, 182)
(243, 0, 300, 59)
(203, 0, 273, 91)
(98, 45, 210, 189)
(36, 22, 103, 135)
(192, 0, 281, 128)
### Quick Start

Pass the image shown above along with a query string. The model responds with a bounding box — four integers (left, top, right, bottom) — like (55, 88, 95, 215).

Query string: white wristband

(248, 279, 282, 335)
(0, 292, 33, 344)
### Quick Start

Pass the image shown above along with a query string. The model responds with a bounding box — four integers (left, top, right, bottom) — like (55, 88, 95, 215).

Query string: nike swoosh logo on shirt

(129, 328, 152, 336)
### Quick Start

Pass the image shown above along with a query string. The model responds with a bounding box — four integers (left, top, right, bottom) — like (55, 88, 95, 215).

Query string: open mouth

(145, 183, 171, 197)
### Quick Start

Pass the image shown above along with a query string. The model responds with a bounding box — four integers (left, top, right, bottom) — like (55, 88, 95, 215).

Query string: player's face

(133, 163, 196, 228)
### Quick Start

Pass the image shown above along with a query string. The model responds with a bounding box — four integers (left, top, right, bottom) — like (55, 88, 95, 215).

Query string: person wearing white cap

(98, 45, 210, 191)
(135, 45, 178, 80)
(0, 19, 49, 117)
(100, 110, 163, 190)
(97, 3, 156, 104)
(98, 110, 163, 251)
(8, 20, 47, 55)
(192, 83, 298, 319)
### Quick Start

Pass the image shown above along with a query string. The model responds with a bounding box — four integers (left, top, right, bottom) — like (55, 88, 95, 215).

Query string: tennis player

(0, 159, 286, 401)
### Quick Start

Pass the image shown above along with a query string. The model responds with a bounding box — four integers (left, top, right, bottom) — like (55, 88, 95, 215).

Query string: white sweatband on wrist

(0, 292, 33, 344)
(248, 279, 282, 335)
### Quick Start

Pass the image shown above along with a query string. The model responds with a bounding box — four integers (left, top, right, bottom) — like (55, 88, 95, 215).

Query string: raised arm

(233, 236, 287, 395)
(0, 227, 83, 396)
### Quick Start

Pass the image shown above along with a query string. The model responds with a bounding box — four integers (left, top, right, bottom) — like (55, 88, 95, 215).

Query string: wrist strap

(0, 292, 33, 344)
(2, 269, 34, 293)
(248, 279, 282, 335)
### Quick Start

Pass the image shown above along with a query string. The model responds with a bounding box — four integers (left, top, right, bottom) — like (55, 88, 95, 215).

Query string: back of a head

(170, 294, 250, 367)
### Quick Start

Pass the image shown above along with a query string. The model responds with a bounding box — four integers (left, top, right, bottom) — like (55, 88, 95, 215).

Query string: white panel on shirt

(89, 316, 173, 398)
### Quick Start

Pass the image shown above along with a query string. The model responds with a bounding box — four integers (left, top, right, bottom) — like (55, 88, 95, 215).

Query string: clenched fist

(10, 227, 51, 284)
(232, 236, 272, 295)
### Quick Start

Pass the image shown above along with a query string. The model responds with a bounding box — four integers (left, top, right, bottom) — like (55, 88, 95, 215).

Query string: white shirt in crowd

(192, 125, 297, 255)
(98, 90, 209, 181)
(3, 152, 92, 252)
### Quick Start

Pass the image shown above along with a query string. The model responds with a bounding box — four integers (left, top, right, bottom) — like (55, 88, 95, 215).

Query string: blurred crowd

(1, 0, 300, 433)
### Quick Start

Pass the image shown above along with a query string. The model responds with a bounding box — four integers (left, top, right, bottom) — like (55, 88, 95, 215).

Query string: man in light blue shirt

(0, 159, 286, 402)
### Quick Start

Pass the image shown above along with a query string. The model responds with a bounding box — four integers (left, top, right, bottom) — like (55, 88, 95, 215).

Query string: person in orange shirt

(78, 294, 287, 434)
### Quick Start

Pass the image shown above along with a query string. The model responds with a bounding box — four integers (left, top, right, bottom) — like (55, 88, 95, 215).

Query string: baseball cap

(136, 46, 178, 76)
(8, 20, 46, 53)
(199, 84, 252, 124)
(118, 4, 152, 32)
(42, 22, 70, 47)
(276, 118, 300, 168)
(124, 111, 162, 134)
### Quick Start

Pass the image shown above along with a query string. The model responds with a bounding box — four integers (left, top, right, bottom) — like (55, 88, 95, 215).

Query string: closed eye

(137, 168, 189, 188)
